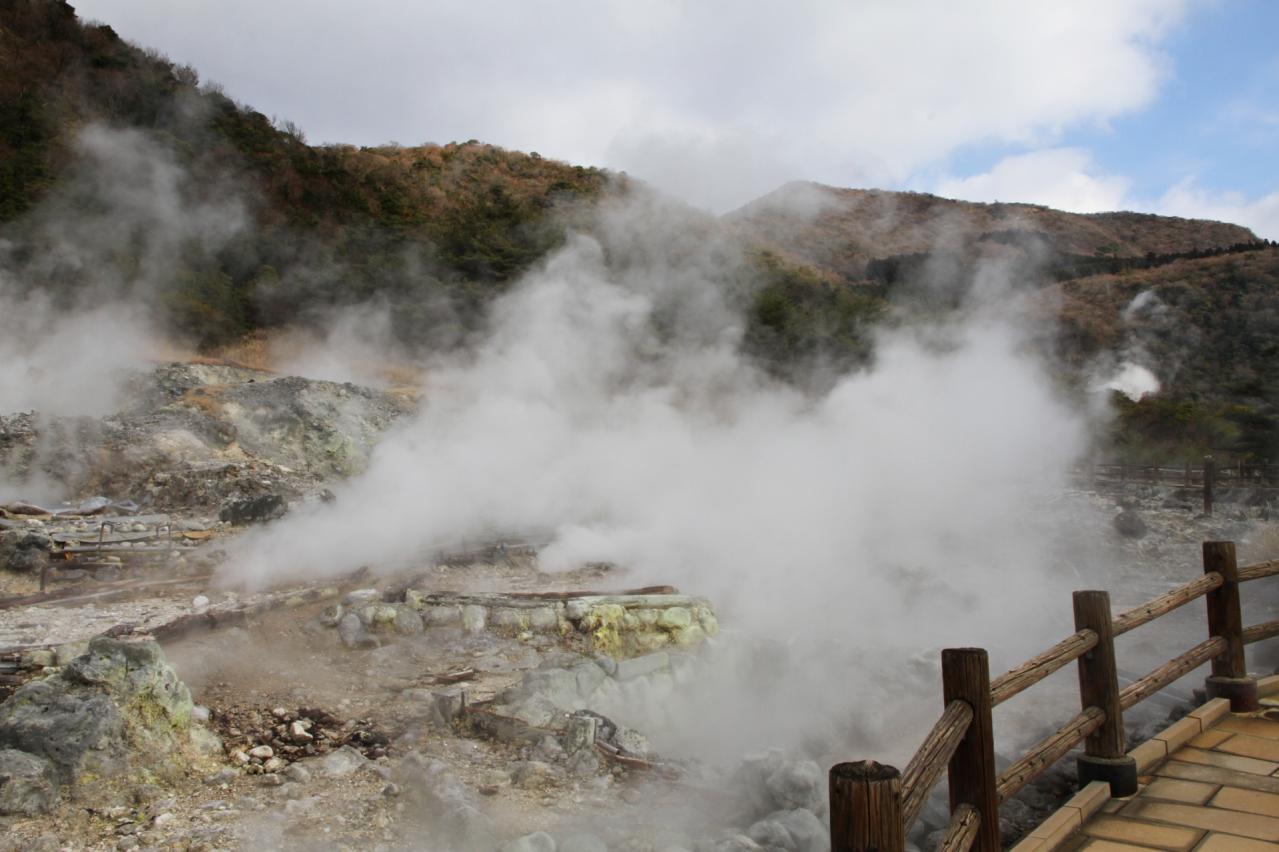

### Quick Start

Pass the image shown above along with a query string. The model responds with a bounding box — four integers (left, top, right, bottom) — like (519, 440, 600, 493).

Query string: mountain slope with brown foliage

(727, 182, 1259, 282)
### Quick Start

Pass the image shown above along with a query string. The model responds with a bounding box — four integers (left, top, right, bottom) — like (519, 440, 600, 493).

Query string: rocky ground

(0, 362, 1276, 851)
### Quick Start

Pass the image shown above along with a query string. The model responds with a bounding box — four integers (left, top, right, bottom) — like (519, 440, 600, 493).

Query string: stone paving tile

(1217, 718, 1279, 741)
(1194, 833, 1279, 852)
(1210, 785, 1279, 816)
(1082, 815, 1203, 850)
(1081, 841, 1172, 852)
(1217, 734, 1279, 763)
(1122, 801, 1279, 841)
(1156, 760, 1279, 795)
(1175, 747, 1279, 777)
(1191, 729, 1236, 749)
(1141, 778, 1219, 805)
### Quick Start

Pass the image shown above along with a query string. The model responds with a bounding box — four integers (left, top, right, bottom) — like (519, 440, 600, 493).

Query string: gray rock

(766, 809, 827, 852)
(219, 494, 287, 525)
(427, 688, 468, 727)
(746, 819, 792, 850)
(461, 605, 487, 633)
(392, 605, 425, 635)
(0, 529, 52, 574)
(513, 760, 558, 788)
(559, 834, 608, 852)
(502, 831, 557, 852)
(0, 637, 198, 785)
(1113, 509, 1148, 539)
(764, 761, 824, 813)
(337, 612, 378, 649)
(614, 727, 650, 757)
(396, 751, 494, 847)
(615, 652, 670, 680)
(529, 667, 585, 703)
(343, 589, 381, 606)
(285, 757, 312, 777)
(571, 660, 607, 697)
(591, 652, 618, 676)
(0, 749, 59, 815)
(318, 745, 367, 777)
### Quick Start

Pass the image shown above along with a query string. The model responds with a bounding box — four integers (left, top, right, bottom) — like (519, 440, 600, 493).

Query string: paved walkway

(1066, 706, 1279, 852)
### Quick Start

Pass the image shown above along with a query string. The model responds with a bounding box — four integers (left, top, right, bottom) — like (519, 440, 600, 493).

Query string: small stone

(230, 750, 250, 765)
(152, 812, 175, 828)
(192, 595, 210, 609)
(461, 605, 488, 633)
(318, 745, 367, 777)
(501, 831, 557, 852)
(283, 763, 311, 784)
(381, 782, 401, 797)
(263, 757, 287, 773)
(343, 588, 381, 605)
(248, 745, 274, 760)
(656, 606, 692, 629)
(289, 720, 313, 742)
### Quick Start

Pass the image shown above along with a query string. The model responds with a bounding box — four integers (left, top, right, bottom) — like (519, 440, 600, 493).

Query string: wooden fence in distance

(829, 541, 1279, 852)
(1081, 456, 1279, 515)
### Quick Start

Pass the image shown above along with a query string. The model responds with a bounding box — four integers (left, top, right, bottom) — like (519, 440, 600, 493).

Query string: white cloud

(934, 149, 1279, 240)
(76, 0, 1190, 211)
(934, 148, 1132, 212)
(1154, 178, 1279, 240)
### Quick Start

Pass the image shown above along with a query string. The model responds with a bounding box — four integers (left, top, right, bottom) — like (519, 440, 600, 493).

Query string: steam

(1102, 362, 1161, 401)
(225, 192, 1092, 759)
(0, 125, 247, 417)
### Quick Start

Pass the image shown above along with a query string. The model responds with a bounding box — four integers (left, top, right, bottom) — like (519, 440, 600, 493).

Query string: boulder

(0, 637, 215, 810)
(0, 749, 59, 815)
(0, 529, 52, 574)
(1113, 509, 1148, 539)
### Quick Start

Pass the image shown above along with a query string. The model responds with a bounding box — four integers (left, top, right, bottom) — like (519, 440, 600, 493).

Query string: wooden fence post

(1203, 542, 1259, 711)
(942, 649, 999, 852)
(830, 761, 904, 852)
(1073, 591, 1137, 796)
(1203, 456, 1215, 516)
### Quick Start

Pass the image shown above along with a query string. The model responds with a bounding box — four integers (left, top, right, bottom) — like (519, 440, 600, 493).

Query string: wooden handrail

(995, 707, 1106, 803)
(1112, 573, 1223, 636)
(1243, 620, 1279, 645)
(900, 699, 973, 831)
(937, 804, 981, 852)
(990, 629, 1097, 706)
(1239, 560, 1279, 582)
(830, 541, 1277, 852)
(1119, 636, 1227, 711)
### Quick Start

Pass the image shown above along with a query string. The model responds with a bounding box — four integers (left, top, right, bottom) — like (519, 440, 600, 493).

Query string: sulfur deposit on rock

(394, 591, 719, 656)
(0, 636, 219, 814)
(0, 362, 412, 515)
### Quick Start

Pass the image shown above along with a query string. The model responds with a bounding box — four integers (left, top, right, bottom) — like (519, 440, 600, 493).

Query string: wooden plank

(996, 707, 1106, 802)
(1239, 560, 1279, 583)
(1243, 620, 1279, 645)
(937, 804, 980, 852)
(991, 630, 1098, 706)
(1112, 574, 1223, 637)
(901, 699, 973, 831)
(1119, 637, 1227, 711)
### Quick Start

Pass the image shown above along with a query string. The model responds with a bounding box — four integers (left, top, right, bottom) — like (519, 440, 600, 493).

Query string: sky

(76, 0, 1279, 238)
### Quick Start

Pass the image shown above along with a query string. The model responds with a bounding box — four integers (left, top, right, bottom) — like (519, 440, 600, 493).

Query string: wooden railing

(829, 541, 1278, 852)
(1080, 456, 1279, 514)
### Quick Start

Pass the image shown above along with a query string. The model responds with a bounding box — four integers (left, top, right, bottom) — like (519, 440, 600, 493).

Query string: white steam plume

(224, 194, 1092, 760)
